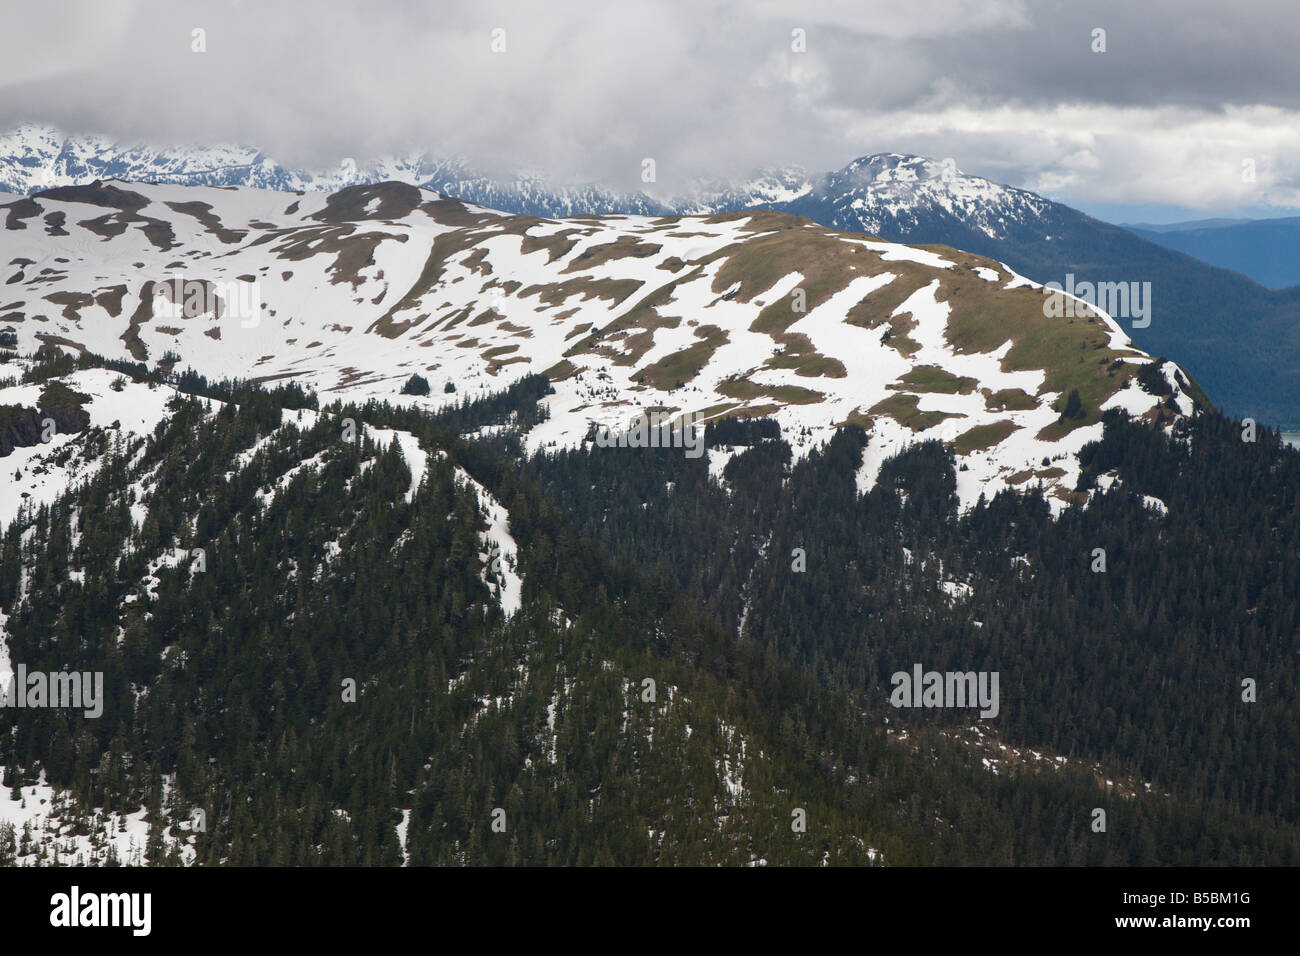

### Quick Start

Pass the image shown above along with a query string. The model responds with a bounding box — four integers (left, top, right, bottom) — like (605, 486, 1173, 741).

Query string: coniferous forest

(1, 357, 1297, 865)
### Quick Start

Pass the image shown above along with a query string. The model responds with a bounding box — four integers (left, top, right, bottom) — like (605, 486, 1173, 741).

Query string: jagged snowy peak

(416, 170, 668, 219)
(0, 178, 1194, 509)
(0, 124, 456, 194)
(0, 127, 1037, 238)
(787, 153, 1056, 241)
(0, 125, 667, 217)
(674, 166, 814, 214)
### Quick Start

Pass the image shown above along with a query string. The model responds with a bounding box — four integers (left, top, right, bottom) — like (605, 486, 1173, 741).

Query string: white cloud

(0, 0, 1297, 211)
(838, 103, 1300, 210)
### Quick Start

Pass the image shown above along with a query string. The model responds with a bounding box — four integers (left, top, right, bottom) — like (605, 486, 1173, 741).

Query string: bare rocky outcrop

(0, 402, 90, 457)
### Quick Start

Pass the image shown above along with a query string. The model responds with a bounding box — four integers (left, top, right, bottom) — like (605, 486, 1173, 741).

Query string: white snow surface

(0, 769, 195, 866)
(0, 179, 1195, 515)
(453, 467, 523, 617)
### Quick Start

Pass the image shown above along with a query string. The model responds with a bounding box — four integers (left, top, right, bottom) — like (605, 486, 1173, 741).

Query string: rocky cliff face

(0, 403, 90, 458)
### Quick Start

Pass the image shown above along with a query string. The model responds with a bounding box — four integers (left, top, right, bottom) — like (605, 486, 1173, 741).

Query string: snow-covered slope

(782, 154, 1056, 242)
(0, 365, 517, 865)
(0, 178, 1194, 509)
(0, 368, 175, 523)
(17, 127, 1299, 428)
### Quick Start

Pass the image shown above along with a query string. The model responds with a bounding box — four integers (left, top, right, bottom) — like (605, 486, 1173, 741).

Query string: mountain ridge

(1126, 216, 1300, 289)
(0, 178, 1194, 513)
(3, 125, 1294, 425)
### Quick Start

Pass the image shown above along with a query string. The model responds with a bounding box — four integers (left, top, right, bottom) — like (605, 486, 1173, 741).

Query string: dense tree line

(525, 407, 1300, 861)
(2, 374, 1296, 864)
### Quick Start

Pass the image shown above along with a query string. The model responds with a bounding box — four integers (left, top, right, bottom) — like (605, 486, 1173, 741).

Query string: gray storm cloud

(1, 0, 1297, 209)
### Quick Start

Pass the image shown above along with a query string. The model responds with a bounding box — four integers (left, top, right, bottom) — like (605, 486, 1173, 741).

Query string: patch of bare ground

(869, 393, 964, 431)
(312, 183, 423, 223)
(43, 291, 95, 322)
(273, 226, 395, 290)
(3, 197, 43, 230)
(520, 228, 586, 263)
(561, 235, 662, 273)
(633, 325, 729, 389)
(519, 276, 642, 310)
(165, 201, 245, 243)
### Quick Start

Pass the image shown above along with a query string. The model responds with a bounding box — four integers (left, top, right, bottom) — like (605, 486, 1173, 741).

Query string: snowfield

(1, 178, 1194, 519)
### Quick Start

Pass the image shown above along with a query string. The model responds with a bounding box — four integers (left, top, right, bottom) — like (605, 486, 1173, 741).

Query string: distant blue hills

(1125, 218, 1300, 290)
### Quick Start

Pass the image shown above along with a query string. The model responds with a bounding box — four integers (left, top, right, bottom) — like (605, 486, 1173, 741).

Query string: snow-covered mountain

(0, 128, 1043, 230)
(674, 166, 815, 214)
(23, 126, 1300, 425)
(0, 178, 1194, 511)
(780, 153, 1056, 241)
(0, 125, 668, 217)
(0, 128, 1061, 240)
(0, 124, 437, 194)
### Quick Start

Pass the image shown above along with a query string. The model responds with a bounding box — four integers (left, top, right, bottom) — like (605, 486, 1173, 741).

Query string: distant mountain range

(1125, 217, 1300, 290)
(3, 125, 1299, 425)
(1124, 219, 1254, 232)
(0, 124, 673, 217)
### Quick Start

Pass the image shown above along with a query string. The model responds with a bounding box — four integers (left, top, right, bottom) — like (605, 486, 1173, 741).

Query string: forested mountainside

(1, 349, 1296, 865)
(526, 396, 1300, 841)
(1127, 217, 1300, 290)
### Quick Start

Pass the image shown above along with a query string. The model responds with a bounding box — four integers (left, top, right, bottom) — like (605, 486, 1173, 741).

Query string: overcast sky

(2, 0, 1297, 220)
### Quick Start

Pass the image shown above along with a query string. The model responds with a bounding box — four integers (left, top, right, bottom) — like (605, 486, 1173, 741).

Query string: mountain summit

(4, 126, 1288, 424)
(0, 179, 1194, 510)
